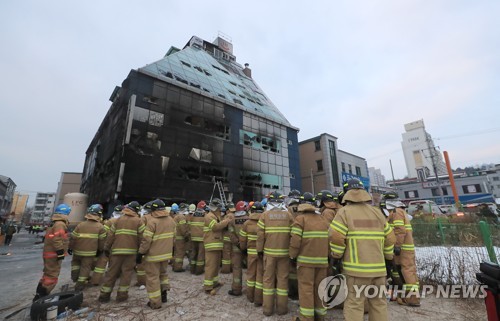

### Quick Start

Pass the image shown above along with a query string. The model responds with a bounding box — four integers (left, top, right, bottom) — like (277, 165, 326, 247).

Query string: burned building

(82, 35, 301, 207)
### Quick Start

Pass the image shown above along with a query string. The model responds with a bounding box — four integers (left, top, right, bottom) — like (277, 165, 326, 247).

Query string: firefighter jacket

(189, 210, 205, 242)
(288, 204, 300, 219)
(43, 214, 69, 259)
(103, 217, 118, 234)
(329, 189, 396, 277)
(388, 208, 414, 252)
(290, 204, 330, 267)
(69, 214, 106, 256)
(139, 209, 175, 262)
(203, 210, 231, 251)
(174, 214, 188, 241)
(229, 212, 249, 245)
(105, 208, 145, 255)
(239, 212, 261, 255)
(320, 204, 340, 224)
(223, 213, 235, 244)
(257, 207, 294, 257)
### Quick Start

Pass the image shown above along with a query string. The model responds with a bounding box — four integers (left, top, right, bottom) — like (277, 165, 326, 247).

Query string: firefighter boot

(116, 291, 129, 302)
(33, 282, 48, 302)
(161, 290, 168, 303)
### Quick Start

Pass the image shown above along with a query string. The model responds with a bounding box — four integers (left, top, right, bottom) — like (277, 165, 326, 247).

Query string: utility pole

(310, 168, 315, 195)
(423, 134, 445, 205)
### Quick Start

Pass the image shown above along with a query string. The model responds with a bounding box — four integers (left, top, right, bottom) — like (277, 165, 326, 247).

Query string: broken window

(149, 111, 164, 127)
(189, 148, 213, 163)
(133, 107, 149, 123)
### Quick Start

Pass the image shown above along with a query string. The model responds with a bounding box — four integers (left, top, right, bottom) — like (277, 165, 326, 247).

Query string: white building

(369, 167, 387, 187)
(32, 192, 56, 223)
(401, 119, 447, 179)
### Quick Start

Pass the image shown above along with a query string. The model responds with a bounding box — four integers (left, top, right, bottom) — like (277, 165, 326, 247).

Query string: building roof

(298, 133, 338, 145)
(137, 36, 294, 128)
(338, 149, 366, 160)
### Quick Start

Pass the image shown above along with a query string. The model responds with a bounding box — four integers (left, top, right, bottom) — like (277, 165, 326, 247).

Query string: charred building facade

(82, 36, 301, 208)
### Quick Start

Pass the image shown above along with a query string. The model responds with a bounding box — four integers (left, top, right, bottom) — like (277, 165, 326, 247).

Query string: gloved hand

(240, 248, 247, 255)
(290, 257, 297, 263)
(104, 250, 110, 257)
(331, 258, 342, 274)
(96, 250, 102, 257)
(136, 253, 143, 264)
(394, 246, 401, 256)
(184, 236, 190, 242)
(67, 249, 73, 255)
(56, 249, 65, 260)
(385, 259, 393, 278)
(257, 251, 264, 259)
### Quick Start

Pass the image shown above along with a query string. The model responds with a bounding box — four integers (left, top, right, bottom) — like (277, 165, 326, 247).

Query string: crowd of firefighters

(33, 178, 420, 321)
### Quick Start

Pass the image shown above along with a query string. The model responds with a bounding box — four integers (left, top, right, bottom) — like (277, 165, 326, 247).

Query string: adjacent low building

(299, 133, 369, 194)
(55, 172, 82, 206)
(82, 35, 301, 208)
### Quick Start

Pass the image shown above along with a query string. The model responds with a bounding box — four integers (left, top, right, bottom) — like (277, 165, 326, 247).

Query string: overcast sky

(1, 0, 499, 196)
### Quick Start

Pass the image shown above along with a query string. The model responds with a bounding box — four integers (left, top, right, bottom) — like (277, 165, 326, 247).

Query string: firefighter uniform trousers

(289, 260, 298, 299)
(263, 256, 289, 315)
(41, 258, 63, 293)
(221, 234, 232, 273)
(190, 241, 205, 275)
(173, 238, 186, 271)
(71, 255, 95, 286)
(204, 251, 221, 290)
(394, 250, 419, 294)
(135, 263, 146, 286)
(246, 252, 263, 304)
(231, 245, 243, 293)
(345, 275, 387, 320)
(91, 255, 108, 285)
(144, 260, 169, 306)
(297, 266, 327, 321)
(100, 255, 136, 300)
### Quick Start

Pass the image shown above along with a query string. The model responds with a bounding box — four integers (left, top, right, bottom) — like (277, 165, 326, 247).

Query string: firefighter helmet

(88, 204, 104, 216)
(251, 201, 264, 212)
(189, 204, 196, 212)
(197, 200, 207, 209)
(382, 192, 399, 200)
(235, 201, 247, 212)
(55, 204, 71, 215)
(300, 192, 315, 204)
(343, 178, 364, 192)
(114, 205, 124, 212)
(209, 198, 223, 209)
(151, 199, 166, 211)
(288, 189, 301, 198)
(125, 201, 141, 213)
(268, 191, 285, 203)
(171, 203, 179, 213)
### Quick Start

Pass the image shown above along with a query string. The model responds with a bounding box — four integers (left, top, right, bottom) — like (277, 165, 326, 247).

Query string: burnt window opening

(184, 115, 230, 140)
(204, 70, 212, 76)
(218, 94, 226, 99)
(228, 90, 237, 95)
(194, 66, 203, 72)
(189, 148, 213, 163)
(174, 75, 188, 85)
(203, 88, 210, 92)
(229, 81, 237, 86)
(143, 96, 159, 105)
(233, 98, 243, 105)
(238, 84, 246, 89)
(239, 94, 245, 99)
(180, 60, 191, 67)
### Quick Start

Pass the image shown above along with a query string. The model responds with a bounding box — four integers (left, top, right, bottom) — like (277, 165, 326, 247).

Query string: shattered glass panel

(149, 111, 164, 127)
(133, 106, 149, 122)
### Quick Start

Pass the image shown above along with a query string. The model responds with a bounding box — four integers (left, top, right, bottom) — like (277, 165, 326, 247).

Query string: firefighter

(189, 201, 207, 275)
(329, 179, 396, 321)
(221, 202, 235, 274)
(98, 201, 145, 303)
(203, 198, 232, 294)
(33, 204, 71, 301)
(286, 189, 301, 300)
(384, 196, 420, 306)
(185, 204, 196, 266)
(69, 204, 106, 291)
(172, 203, 189, 272)
(138, 199, 176, 309)
(257, 191, 294, 316)
(316, 190, 341, 223)
(227, 201, 249, 296)
(240, 201, 264, 306)
(290, 192, 330, 321)
(91, 205, 123, 286)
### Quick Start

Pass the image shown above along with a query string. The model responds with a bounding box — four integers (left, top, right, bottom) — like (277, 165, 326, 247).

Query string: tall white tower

(401, 120, 447, 179)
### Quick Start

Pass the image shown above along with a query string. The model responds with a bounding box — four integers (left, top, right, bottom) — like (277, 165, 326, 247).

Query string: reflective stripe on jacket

(388, 207, 415, 251)
(329, 202, 396, 277)
(105, 208, 145, 255)
(69, 216, 106, 256)
(139, 209, 175, 262)
(256, 208, 293, 257)
(290, 204, 330, 267)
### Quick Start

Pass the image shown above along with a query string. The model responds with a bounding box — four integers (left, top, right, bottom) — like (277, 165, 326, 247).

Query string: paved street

(0, 230, 72, 320)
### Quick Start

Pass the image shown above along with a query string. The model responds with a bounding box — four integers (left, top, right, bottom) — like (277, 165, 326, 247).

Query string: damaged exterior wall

(81, 36, 301, 209)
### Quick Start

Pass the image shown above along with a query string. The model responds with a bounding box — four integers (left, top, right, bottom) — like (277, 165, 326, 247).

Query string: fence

(412, 219, 499, 285)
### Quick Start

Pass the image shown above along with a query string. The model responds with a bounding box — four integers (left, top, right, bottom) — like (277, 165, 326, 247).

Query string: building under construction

(81, 35, 301, 210)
